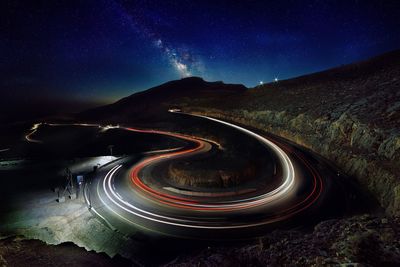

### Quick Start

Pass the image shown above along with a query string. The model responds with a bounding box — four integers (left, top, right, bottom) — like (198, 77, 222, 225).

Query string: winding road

(84, 111, 325, 238)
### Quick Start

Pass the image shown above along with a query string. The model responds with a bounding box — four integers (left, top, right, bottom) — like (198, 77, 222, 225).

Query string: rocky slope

(166, 214, 400, 266)
(3, 214, 399, 266)
(167, 160, 257, 189)
(0, 236, 131, 267)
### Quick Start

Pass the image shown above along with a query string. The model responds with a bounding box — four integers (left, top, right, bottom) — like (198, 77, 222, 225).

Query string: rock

(166, 215, 400, 266)
(0, 236, 131, 267)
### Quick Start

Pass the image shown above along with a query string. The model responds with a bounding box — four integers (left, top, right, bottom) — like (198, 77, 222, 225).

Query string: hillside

(185, 49, 400, 216)
(79, 77, 246, 123)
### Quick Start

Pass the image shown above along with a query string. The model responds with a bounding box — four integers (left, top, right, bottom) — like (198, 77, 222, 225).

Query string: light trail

(25, 122, 119, 143)
(95, 159, 321, 230)
(127, 112, 295, 211)
(25, 123, 42, 143)
(143, 147, 184, 155)
(86, 112, 324, 233)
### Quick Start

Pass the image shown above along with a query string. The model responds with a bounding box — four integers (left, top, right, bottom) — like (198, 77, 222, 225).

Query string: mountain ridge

(78, 77, 247, 122)
(253, 49, 400, 90)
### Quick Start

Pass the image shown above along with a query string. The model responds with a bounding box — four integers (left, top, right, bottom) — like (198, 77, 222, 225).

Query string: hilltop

(79, 77, 246, 123)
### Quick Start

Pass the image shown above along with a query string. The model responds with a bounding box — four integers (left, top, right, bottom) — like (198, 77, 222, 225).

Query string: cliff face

(184, 50, 400, 216)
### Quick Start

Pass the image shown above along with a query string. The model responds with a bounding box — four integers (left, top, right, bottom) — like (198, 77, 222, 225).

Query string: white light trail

(94, 114, 299, 230)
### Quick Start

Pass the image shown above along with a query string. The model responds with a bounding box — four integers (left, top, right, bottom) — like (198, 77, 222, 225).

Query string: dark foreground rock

(0, 236, 132, 267)
(1, 216, 399, 266)
(165, 215, 400, 267)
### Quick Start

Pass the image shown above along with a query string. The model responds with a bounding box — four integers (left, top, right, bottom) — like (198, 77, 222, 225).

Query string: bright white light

(101, 124, 120, 132)
(25, 123, 43, 143)
(259, 81, 264, 85)
(274, 77, 279, 82)
(173, 59, 191, 77)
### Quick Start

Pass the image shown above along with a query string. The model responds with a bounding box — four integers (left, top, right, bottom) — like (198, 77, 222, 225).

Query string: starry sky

(1, 0, 400, 114)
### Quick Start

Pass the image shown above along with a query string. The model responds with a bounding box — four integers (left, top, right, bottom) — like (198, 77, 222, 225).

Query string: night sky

(1, 0, 400, 114)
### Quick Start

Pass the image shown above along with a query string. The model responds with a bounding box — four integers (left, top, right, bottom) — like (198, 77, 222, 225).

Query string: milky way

(112, 0, 201, 78)
(3, 0, 400, 104)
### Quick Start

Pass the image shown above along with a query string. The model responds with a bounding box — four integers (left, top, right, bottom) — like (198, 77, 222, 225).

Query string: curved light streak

(127, 112, 295, 211)
(87, 112, 325, 232)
